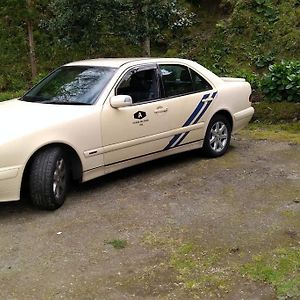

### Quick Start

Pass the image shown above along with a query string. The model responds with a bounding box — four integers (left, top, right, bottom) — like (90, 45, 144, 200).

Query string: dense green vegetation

(0, 0, 299, 102)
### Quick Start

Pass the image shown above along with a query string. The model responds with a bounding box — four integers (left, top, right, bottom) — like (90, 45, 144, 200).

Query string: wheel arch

(21, 143, 83, 196)
(211, 109, 233, 131)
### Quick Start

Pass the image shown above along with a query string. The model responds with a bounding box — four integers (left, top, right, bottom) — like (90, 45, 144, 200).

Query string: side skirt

(82, 139, 203, 182)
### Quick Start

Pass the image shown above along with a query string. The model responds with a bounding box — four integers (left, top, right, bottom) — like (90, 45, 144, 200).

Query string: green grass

(241, 123, 300, 144)
(252, 102, 300, 123)
(143, 231, 233, 297)
(241, 247, 300, 299)
(0, 91, 25, 102)
(169, 243, 231, 294)
(105, 239, 127, 249)
(139, 228, 300, 298)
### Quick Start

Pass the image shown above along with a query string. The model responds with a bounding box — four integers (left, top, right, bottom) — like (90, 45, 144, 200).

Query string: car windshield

(22, 66, 116, 105)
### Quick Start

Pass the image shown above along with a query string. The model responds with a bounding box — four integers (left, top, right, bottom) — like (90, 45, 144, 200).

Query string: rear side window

(117, 68, 159, 104)
(190, 69, 212, 92)
(159, 65, 193, 97)
(159, 64, 212, 98)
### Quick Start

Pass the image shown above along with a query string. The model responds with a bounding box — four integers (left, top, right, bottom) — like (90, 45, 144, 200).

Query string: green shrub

(233, 69, 260, 90)
(0, 90, 25, 102)
(261, 61, 300, 102)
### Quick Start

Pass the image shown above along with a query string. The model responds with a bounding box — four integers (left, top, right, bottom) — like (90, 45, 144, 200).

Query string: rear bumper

(233, 107, 254, 133)
(0, 166, 22, 202)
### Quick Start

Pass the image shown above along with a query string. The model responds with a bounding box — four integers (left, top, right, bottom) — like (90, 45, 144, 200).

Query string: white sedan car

(0, 58, 254, 210)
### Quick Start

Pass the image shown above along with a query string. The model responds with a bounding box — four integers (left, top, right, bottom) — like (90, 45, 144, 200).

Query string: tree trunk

(142, 36, 151, 57)
(26, 0, 37, 79)
(142, 2, 151, 57)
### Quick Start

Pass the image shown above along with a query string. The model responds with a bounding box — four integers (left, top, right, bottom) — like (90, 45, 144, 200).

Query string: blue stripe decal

(164, 91, 218, 150)
(211, 91, 218, 99)
(164, 99, 206, 150)
(192, 100, 213, 125)
(182, 101, 205, 127)
(173, 101, 212, 148)
(173, 131, 190, 148)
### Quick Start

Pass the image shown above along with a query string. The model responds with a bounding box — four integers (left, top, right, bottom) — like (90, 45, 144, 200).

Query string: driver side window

(117, 68, 159, 104)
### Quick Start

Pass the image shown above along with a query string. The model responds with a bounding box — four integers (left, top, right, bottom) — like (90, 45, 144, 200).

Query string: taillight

(249, 92, 254, 103)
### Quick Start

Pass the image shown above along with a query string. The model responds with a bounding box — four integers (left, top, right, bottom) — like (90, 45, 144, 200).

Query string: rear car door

(158, 64, 217, 150)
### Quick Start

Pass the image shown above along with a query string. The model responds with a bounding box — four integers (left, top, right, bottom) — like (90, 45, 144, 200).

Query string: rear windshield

(22, 66, 116, 105)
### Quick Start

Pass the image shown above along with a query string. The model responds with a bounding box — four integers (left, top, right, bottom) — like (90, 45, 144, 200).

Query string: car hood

(0, 99, 96, 144)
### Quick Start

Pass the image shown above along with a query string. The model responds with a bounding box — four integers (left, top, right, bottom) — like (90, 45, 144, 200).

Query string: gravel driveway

(0, 135, 299, 299)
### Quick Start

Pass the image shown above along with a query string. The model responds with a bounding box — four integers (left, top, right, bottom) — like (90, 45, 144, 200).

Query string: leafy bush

(261, 61, 300, 102)
(0, 91, 25, 102)
(254, 0, 279, 23)
(233, 69, 260, 90)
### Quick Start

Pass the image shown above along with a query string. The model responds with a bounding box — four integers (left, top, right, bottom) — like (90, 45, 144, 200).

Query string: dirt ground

(0, 134, 299, 300)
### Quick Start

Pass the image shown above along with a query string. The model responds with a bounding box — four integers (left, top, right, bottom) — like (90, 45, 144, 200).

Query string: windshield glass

(22, 66, 116, 105)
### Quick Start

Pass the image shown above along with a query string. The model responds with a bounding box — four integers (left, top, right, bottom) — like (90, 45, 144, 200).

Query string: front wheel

(203, 114, 232, 157)
(29, 147, 69, 210)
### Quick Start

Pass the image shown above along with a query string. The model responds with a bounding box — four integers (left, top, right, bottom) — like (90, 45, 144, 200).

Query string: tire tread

(29, 147, 67, 210)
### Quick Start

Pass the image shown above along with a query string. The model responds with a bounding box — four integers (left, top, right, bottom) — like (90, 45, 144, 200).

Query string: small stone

(230, 247, 240, 253)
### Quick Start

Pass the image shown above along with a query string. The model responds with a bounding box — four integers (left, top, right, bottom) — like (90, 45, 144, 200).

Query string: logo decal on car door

(134, 111, 147, 120)
(164, 92, 218, 150)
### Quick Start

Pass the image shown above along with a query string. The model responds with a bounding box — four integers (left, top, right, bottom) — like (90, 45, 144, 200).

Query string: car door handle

(154, 107, 168, 113)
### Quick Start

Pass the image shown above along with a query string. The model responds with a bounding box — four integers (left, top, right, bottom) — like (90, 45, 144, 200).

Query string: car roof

(65, 58, 192, 68)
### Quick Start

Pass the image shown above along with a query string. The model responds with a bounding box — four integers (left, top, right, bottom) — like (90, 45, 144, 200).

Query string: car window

(159, 65, 193, 97)
(117, 68, 159, 104)
(190, 69, 212, 92)
(22, 66, 116, 105)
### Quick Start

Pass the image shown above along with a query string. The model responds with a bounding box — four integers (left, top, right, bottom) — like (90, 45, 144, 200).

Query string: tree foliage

(44, 0, 194, 56)
(0, 0, 299, 103)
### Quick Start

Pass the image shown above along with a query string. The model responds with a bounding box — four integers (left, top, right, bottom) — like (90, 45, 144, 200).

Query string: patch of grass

(105, 239, 127, 249)
(252, 102, 300, 123)
(0, 91, 25, 102)
(241, 247, 300, 299)
(241, 123, 300, 144)
(169, 243, 232, 296)
(125, 227, 300, 299)
(142, 226, 189, 249)
(142, 231, 234, 296)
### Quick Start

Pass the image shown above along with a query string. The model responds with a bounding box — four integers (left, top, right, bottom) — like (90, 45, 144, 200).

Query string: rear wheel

(29, 147, 69, 210)
(203, 114, 231, 157)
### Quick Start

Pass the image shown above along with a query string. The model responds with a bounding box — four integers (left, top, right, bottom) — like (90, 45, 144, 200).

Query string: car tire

(203, 114, 232, 158)
(29, 147, 69, 210)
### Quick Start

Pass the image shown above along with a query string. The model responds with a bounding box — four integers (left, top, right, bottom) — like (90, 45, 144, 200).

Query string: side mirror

(110, 95, 133, 108)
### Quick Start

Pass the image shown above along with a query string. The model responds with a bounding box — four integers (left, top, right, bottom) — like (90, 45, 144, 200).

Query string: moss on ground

(241, 123, 300, 144)
(241, 247, 300, 299)
(105, 239, 127, 249)
(252, 102, 300, 123)
(131, 223, 300, 299)
(169, 243, 233, 297)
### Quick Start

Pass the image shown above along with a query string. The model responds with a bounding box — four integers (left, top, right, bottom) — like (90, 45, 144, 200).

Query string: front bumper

(0, 166, 22, 202)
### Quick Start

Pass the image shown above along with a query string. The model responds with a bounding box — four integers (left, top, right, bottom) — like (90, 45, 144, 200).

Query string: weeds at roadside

(241, 247, 300, 299)
(105, 239, 127, 249)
